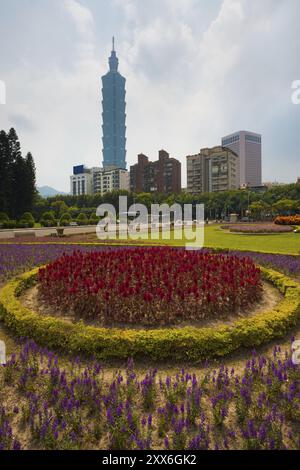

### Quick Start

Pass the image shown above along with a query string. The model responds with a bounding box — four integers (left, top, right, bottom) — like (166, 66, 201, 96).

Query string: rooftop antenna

(112, 36, 115, 52)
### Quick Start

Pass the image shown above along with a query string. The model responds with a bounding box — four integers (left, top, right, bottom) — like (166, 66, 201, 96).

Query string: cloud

(8, 113, 36, 132)
(117, 0, 300, 184)
(0, 0, 299, 190)
(63, 0, 94, 38)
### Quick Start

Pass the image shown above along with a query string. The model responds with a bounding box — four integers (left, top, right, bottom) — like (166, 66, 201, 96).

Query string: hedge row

(0, 267, 300, 362)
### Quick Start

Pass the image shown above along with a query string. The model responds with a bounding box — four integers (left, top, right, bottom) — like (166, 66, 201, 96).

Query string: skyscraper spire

(109, 36, 118, 72)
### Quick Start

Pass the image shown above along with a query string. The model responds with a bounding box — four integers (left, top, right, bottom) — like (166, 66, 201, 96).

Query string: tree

(0, 130, 14, 215)
(24, 152, 37, 213)
(0, 128, 36, 218)
(33, 199, 47, 221)
(51, 201, 69, 218)
(272, 199, 297, 215)
(249, 201, 270, 221)
(12, 153, 28, 218)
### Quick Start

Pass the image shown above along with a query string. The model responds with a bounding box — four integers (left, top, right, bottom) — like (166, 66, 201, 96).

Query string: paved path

(0, 225, 97, 239)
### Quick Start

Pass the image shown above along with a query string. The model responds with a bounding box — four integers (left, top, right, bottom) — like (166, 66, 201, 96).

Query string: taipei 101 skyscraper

(101, 38, 127, 170)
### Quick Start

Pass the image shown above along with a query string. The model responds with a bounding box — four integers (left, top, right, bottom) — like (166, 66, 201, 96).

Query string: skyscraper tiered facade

(101, 38, 127, 170)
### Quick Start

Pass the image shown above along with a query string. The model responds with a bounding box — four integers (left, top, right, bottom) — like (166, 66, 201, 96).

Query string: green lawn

(103, 224, 300, 255)
(201, 225, 300, 255)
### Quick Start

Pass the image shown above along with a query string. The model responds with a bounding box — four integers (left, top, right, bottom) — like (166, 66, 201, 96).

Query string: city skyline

(0, 0, 299, 191)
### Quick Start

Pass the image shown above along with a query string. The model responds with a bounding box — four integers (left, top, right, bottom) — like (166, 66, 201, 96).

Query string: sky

(0, 0, 299, 192)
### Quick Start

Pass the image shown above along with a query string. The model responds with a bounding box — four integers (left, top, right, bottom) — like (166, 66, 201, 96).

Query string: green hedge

(0, 267, 300, 362)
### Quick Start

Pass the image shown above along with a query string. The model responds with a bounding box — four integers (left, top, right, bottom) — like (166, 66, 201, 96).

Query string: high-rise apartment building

(101, 38, 126, 169)
(70, 165, 129, 196)
(186, 146, 239, 193)
(221, 131, 262, 187)
(92, 167, 129, 195)
(130, 150, 181, 194)
(70, 165, 93, 196)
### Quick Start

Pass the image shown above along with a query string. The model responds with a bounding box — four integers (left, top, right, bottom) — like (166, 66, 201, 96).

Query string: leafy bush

(59, 213, 72, 226)
(1, 266, 299, 362)
(1, 220, 17, 229)
(40, 211, 56, 227)
(77, 213, 88, 226)
(0, 212, 9, 222)
(89, 213, 100, 225)
(18, 212, 35, 228)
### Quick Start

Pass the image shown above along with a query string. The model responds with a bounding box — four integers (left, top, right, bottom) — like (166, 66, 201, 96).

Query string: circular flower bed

(38, 248, 262, 326)
(221, 224, 293, 234)
(1, 266, 300, 361)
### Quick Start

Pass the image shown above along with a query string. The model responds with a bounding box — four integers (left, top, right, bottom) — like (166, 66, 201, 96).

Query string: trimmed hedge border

(0, 267, 300, 362)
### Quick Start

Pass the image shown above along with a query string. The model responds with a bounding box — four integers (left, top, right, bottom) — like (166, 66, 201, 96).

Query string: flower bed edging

(0, 267, 300, 362)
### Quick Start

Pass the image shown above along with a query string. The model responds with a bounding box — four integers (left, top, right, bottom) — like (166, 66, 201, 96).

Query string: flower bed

(0, 266, 299, 362)
(1, 244, 300, 284)
(221, 224, 293, 234)
(38, 248, 262, 326)
(233, 252, 300, 277)
(0, 244, 112, 282)
(1, 340, 300, 450)
(274, 215, 300, 225)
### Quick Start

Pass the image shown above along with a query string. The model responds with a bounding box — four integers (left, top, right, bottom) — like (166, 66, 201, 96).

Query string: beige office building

(187, 146, 239, 194)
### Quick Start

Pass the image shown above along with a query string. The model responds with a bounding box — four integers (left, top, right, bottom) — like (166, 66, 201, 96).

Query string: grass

(201, 225, 300, 255)
(1, 224, 299, 255)
(97, 224, 300, 255)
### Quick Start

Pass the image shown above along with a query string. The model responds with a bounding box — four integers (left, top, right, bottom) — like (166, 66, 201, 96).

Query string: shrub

(1, 220, 17, 229)
(77, 213, 88, 226)
(38, 248, 263, 326)
(59, 213, 72, 226)
(274, 215, 300, 226)
(18, 212, 35, 228)
(40, 211, 56, 227)
(89, 213, 100, 225)
(0, 212, 9, 222)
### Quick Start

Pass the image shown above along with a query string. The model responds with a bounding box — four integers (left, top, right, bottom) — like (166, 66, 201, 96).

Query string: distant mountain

(38, 186, 68, 198)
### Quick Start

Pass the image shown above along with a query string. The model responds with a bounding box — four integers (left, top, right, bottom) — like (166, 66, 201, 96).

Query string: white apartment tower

(221, 131, 262, 188)
(70, 165, 129, 196)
